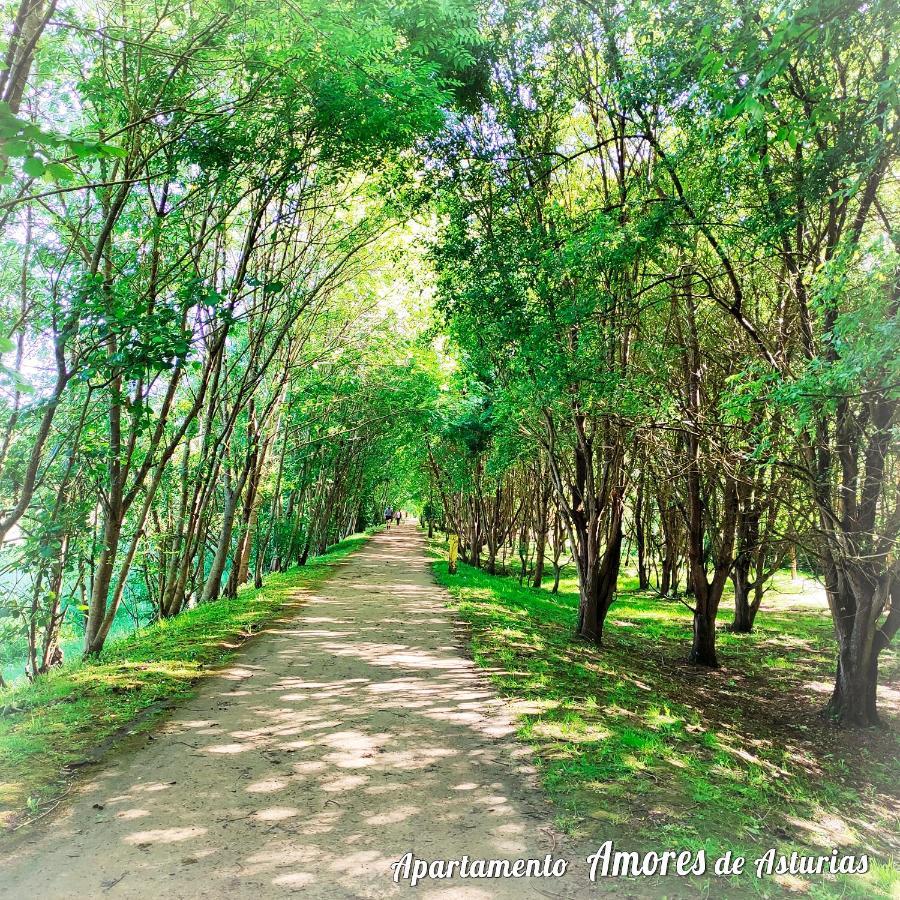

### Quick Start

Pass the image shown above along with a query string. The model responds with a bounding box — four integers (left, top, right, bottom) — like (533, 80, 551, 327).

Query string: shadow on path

(0, 526, 597, 899)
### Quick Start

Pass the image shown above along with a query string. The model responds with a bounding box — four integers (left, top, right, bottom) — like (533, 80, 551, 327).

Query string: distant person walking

(384, 506, 393, 527)
(395, 509, 402, 527)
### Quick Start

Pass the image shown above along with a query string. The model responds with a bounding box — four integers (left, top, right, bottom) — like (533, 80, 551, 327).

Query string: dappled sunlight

(204, 742, 252, 754)
(220, 665, 264, 681)
(114, 808, 150, 820)
(271, 871, 317, 888)
(0, 528, 570, 897)
(530, 720, 612, 744)
(772, 872, 812, 893)
(254, 806, 300, 821)
(245, 845, 319, 867)
(326, 848, 401, 874)
(435, 547, 900, 898)
(245, 777, 290, 793)
(322, 641, 473, 672)
(131, 781, 177, 794)
(364, 804, 420, 825)
(784, 811, 859, 848)
(320, 773, 369, 792)
(291, 759, 328, 774)
(124, 826, 207, 845)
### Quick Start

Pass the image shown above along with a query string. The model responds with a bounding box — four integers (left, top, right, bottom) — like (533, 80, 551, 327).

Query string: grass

(431, 544, 899, 899)
(0, 531, 372, 830)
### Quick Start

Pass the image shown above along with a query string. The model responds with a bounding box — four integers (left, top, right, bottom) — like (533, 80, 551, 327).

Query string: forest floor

(430, 543, 900, 899)
(0, 526, 604, 899)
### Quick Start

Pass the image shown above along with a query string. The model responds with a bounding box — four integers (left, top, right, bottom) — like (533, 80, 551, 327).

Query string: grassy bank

(431, 545, 899, 899)
(0, 532, 372, 830)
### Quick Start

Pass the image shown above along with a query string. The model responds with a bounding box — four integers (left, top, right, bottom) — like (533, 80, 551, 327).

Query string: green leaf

(68, 140, 97, 159)
(2, 139, 30, 157)
(44, 162, 74, 181)
(99, 143, 127, 158)
(22, 156, 46, 177)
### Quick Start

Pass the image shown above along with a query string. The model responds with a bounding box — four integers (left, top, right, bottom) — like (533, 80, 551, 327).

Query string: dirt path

(0, 527, 595, 899)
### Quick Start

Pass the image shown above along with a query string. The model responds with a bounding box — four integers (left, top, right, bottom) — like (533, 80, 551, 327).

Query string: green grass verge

(430, 545, 899, 899)
(0, 531, 372, 829)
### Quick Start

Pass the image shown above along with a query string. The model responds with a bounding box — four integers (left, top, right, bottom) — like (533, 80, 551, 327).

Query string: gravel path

(0, 526, 594, 899)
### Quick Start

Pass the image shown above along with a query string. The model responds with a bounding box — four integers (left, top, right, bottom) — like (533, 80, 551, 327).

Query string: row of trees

(0, 0, 473, 679)
(423, 0, 898, 727)
(426, 442, 785, 629)
(1, 0, 895, 732)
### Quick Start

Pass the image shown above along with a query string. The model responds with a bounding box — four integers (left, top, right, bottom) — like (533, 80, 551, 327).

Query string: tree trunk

(38, 532, 68, 674)
(730, 571, 753, 633)
(660, 556, 671, 596)
(84, 513, 123, 655)
(690, 599, 719, 666)
(237, 493, 262, 586)
(824, 652, 879, 727)
(576, 504, 623, 644)
(532, 480, 549, 589)
(635, 477, 649, 590)
(0, 0, 59, 114)
(201, 476, 239, 604)
(298, 537, 311, 567)
(820, 567, 898, 726)
(730, 557, 754, 633)
(681, 289, 737, 667)
(576, 560, 602, 641)
(532, 534, 546, 589)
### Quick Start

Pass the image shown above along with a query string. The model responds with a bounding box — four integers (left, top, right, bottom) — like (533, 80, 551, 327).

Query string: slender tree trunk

(201, 474, 239, 604)
(532, 473, 549, 589)
(84, 510, 123, 655)
(532, 532, 546, 588)
(298, 537, 311, 567)
(38, 532, 68, 673)
(635, 477, 649, 590)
